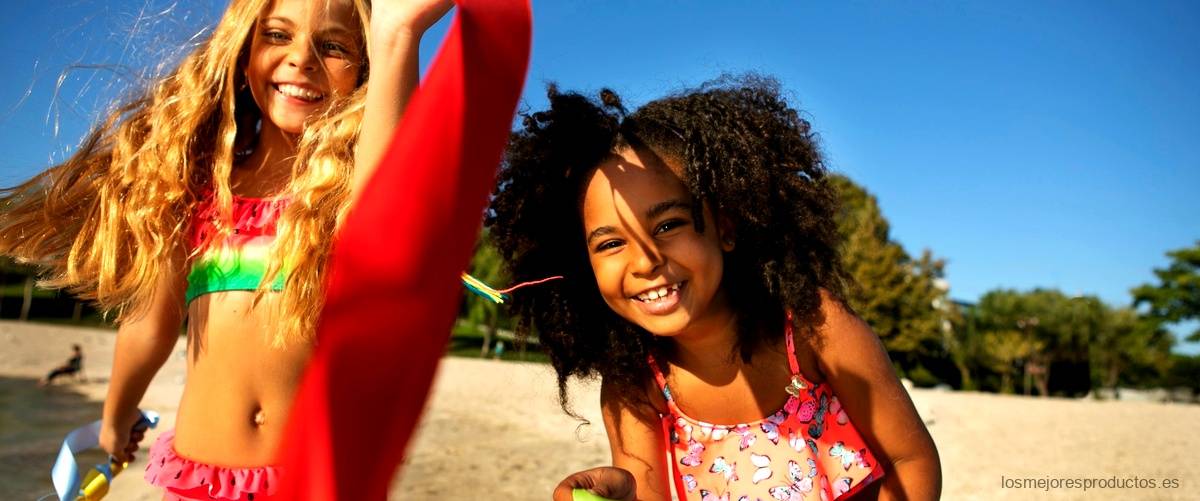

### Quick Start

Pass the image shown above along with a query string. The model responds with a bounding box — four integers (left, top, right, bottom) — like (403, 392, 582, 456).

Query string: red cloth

(274, 1, 531, 499)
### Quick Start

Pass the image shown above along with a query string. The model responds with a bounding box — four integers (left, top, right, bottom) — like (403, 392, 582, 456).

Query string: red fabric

(273, 1, 531, 499)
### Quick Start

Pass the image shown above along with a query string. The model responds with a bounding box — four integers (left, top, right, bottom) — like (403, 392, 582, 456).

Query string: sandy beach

(2, 321, 1198, 500)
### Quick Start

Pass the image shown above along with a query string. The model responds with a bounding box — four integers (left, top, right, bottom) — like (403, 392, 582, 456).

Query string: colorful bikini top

(650, 315, 884, 501)
(185, 192, 290, 304)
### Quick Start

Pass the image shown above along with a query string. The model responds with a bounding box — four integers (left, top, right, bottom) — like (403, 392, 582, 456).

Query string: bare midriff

(172, 291, 313, 467)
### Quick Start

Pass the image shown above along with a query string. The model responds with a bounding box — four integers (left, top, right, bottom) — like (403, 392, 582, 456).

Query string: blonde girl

(0, 0, 452, 499)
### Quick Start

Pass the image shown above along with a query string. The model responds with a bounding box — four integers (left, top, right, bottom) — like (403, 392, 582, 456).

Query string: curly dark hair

(486, 74, 849, 415)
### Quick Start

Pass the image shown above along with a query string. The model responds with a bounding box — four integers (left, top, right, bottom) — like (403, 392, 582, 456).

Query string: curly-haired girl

(0, 0, 451, 499)
(489, 76, 941, 500)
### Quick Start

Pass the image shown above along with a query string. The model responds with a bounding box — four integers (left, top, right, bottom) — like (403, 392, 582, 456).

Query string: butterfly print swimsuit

(650, 316, 884, 501)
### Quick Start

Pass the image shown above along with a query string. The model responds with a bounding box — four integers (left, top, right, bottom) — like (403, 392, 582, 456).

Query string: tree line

(5, 175, 1197, 396)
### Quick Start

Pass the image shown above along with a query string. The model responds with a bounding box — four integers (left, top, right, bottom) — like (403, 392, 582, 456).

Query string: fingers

(551, 481, 576, 501)
(552, 467, 637, 501)
(593, 467, 636, 501)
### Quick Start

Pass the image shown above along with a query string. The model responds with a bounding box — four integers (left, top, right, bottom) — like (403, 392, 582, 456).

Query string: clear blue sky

(1, 1, 1197, 352)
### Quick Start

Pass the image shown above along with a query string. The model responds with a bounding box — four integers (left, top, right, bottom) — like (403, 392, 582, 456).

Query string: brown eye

(322, 41, 351, 58)
(596, 239, 624, 252)
(654, 219, 686, 235)
(263, 29, 290, 43)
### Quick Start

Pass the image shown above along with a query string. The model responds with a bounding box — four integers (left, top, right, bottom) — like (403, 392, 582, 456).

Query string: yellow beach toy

(49, 411, 159, 501)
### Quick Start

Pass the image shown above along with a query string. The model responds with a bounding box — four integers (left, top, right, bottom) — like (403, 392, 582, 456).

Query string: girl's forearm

(351, 31, 420, 201)
(102, 322, 178, 429)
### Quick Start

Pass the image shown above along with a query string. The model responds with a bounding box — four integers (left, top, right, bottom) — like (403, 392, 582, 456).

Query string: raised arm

(274, 1, 532, 498)
(812, 292, 942, 500)
(98, 245, 188, 462)
(351, 0, 454, 201)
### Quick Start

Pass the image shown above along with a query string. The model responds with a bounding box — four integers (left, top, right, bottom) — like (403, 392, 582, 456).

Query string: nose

(629, 239, 665, 277)
(285, 37, 319, 73)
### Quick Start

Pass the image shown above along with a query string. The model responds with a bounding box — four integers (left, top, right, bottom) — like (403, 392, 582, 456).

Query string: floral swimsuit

(650, 317, 884, 501)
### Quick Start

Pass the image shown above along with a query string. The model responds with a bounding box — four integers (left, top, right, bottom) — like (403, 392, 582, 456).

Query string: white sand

(2, 321, 1198, 500)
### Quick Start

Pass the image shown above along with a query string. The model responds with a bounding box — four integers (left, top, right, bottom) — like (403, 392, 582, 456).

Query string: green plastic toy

(572, 488, 618, 501)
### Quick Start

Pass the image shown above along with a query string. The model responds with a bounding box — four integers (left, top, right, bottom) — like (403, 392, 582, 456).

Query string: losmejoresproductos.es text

(1001, 475, 1181, 492)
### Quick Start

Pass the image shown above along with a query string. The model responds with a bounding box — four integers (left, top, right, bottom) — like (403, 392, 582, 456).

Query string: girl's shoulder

(791, 333, 828, 386)
(600, 371, 670, 423)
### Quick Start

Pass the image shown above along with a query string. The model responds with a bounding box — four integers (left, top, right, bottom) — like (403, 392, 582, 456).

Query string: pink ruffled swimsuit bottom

(145, 429, 280, 500)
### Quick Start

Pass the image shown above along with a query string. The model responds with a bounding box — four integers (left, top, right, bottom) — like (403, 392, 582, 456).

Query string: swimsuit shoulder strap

(785, 310, 801, 376)
(647, 354, 685, 417)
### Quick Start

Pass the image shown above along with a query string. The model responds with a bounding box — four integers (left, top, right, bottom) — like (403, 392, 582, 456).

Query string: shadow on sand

(0, 375, 106, 499)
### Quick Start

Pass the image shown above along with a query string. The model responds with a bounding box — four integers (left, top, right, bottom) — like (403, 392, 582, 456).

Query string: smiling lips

(274, 82, 325, 103)
(631, 282, 685, 315)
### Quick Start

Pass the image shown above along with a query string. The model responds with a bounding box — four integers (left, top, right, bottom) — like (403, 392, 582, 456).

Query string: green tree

(1089, 308, 1173, 391)
(972, 289, 1165, 397)
(1132, 241, 1200, 342)
(973, 289, 1097, 396)
(944, 301, 981, 390)
(831, 175, 951, 381)
(979, 329, 1041, 394)
(0, 256, 40, 321)
(465, 231, 510, 357)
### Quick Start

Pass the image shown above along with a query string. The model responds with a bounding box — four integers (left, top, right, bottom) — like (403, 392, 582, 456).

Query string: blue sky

(1, 1, 1197, 352)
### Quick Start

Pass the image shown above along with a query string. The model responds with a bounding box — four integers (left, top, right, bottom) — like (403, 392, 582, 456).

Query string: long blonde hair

(0, 0, 372, 344)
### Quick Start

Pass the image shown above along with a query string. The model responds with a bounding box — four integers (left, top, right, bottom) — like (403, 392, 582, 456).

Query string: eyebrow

(586, 226, 615, 247)
(646, 199, 691, 220)
(261, 16, 357, 39)
(585, 199, 692, 246)
(262, 16, 295, 26)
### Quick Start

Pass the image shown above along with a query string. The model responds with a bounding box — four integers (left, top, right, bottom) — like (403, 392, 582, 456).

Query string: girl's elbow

(885, 446, 942, 499)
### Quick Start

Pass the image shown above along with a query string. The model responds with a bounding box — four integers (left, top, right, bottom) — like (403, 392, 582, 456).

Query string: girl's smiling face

(245, 0, 363, 135)
(581, 147, 736, 338)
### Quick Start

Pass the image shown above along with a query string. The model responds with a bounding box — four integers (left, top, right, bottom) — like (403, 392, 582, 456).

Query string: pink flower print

(678, 418, 695, 439)
(828, 442, 867, 471)
(750, 453, 773, 484)
(831, 476, 853, 496)
(795, 399, 817, 423)
(807, 395, 829, 439)
(769, 460, 814, 501)
(761, 411, 786, 444)
(709, 456, 738, 482)
(829, 397, 849, 425)
(681, 439, 705, 467)
(784, 395, 800, 415)
(682, 474, 698, 492)
(734, 424, 757, 450)
(711, 427, 729, 441)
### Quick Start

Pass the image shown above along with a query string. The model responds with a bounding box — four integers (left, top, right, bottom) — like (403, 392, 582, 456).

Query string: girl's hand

(370, 0, 454, 41)
(552, 467, 637, 501)
(98, 416, 147, 463)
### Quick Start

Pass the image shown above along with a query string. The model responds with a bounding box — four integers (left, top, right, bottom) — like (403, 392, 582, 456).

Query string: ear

(717, 213, 736, 252)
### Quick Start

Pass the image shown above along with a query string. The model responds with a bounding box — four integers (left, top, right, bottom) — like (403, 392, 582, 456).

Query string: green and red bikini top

(185, 191, 290, 304)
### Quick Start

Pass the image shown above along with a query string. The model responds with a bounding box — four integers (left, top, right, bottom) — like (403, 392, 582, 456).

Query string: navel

(253, 407, 266, 427)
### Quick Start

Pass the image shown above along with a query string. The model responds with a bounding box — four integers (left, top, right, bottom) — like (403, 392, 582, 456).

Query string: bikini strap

(647, 354, 685, 417)
(660, 414, 690, 501)
(785, 310, 801, 376)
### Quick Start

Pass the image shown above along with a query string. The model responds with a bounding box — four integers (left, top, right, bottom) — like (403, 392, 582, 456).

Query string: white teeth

(276, 83, 324, 101)
(636, 283, 680, 302)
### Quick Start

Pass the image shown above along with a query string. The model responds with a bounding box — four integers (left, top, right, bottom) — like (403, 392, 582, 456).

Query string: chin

(266, 113, 309, 135)
(631, 315, 691, 338)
